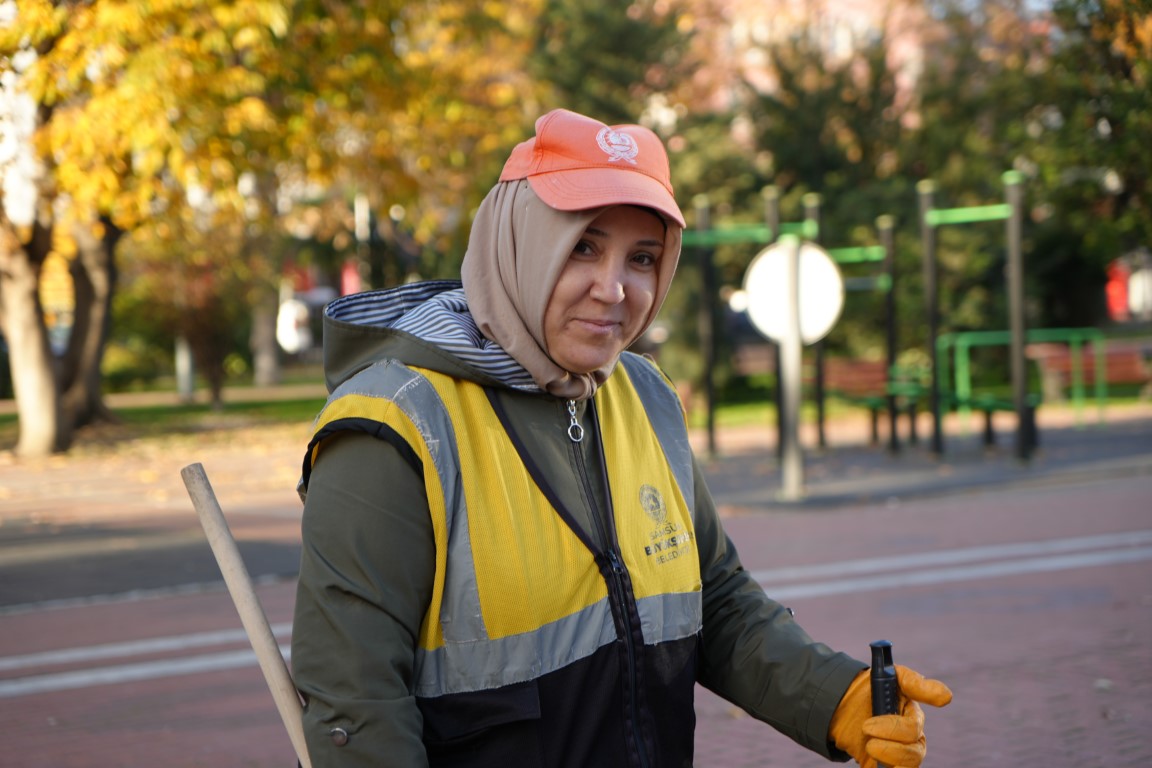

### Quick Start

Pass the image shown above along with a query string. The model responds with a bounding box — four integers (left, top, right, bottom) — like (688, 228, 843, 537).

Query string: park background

(1, 0, 1150, 457)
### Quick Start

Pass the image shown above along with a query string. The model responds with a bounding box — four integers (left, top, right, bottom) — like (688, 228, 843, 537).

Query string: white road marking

(760, 545, 1152, 599)
(1, 532, 1149, 699)
(0, 623, 292, 672)
(748, 530, 1152, 583)
(0, 645, 291, 698)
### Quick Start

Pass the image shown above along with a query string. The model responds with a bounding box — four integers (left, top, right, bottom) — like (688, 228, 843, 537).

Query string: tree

(528, 0, 696, 124)
(1024, 0, 1152, 326)
(2, 0, 304, 452)
(720, 21, 914, 361)
(1, 0, 540, 455)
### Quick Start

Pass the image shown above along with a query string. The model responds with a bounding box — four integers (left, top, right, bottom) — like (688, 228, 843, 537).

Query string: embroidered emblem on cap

(596, 127, 639, 165)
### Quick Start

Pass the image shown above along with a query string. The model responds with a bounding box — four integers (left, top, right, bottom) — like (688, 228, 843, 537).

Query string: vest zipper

(485, 388, 654, 766)
(604, 549, 650, 768)
(571, 401, 651, 768)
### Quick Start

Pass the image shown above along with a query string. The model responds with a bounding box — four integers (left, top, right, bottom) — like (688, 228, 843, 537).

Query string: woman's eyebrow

(583, 227, 664, 248)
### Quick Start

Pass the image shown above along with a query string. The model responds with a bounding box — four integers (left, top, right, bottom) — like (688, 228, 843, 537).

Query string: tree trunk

(61, 217, 121, 428)
(250, 285, 280, 387)
(192, 334, 227, 410)
(0, 230, 69, 456)
(247, 177, 282, 388)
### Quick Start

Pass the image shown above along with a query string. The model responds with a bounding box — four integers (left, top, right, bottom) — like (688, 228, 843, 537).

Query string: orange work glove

(829, 665, 953, 768)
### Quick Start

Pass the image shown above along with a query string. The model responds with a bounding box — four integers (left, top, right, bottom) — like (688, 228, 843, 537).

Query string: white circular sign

(742, 238, 845, 344)
(1128, 268, 1152, 319)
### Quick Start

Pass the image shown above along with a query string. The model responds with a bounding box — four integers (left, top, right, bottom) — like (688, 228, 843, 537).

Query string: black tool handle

(870, 639, 899, 715)
(870, 640, 899, 768)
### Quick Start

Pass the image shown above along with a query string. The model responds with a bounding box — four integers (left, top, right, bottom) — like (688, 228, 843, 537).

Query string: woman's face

(543, 205, 665, 375)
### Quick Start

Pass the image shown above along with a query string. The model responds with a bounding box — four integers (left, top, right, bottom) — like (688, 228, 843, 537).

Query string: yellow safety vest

(305, 353, 702, 699)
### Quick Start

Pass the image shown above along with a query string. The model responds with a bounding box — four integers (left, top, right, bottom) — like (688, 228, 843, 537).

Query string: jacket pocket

(418, 679, 544, 768)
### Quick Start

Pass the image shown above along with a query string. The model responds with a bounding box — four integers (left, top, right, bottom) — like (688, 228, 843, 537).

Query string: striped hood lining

(325, 281, 541, 393)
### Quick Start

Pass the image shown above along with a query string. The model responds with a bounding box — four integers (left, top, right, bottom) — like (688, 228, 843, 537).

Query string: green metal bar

(939, 327, 1105, 347)
(936, 327, 1110, 427)
(936, 335, 952, 416)
(843, 275, 891, 292)
(925, 204, 1012, 226)
(682, 224, 774, 247)
(1094, 338, 1108, 424)
(829, 245, 886, 264)
(778, 220, 819, 239)
(1069, 337, 1085, 424)
(956, 336, 973, 429)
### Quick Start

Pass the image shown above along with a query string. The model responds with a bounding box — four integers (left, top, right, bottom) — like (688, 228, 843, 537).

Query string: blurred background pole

(918, 179, 944, 456)
(763, 186, 784, 460)
(354, 192, 372, 289)
(804, 192, 826, 450)
(175, 335, 195, 403)
(779, 236, 805, 500)
(695, 194, 717, 458)
(1004, 170, 1031, 461)
(878, 214, 899, 454)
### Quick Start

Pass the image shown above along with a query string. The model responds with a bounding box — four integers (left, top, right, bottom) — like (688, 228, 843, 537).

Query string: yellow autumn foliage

(3, 0, 544, 248)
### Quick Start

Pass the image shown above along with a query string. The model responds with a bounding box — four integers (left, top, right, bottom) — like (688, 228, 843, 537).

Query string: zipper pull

(566, 399, 585, 443)
(607, 550, 625, 574)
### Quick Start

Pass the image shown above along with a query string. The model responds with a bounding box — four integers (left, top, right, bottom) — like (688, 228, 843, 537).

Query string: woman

(291, 108, 951, 767)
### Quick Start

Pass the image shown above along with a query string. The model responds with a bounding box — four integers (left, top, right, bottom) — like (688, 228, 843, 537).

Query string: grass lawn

(0, 396, 327, 456)
(2, 387, 1146, 457)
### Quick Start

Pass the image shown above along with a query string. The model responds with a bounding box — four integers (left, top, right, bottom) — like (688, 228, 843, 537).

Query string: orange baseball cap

(499, 108, 685, 228)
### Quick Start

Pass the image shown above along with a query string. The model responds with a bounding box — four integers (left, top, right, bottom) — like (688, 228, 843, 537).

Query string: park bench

(818, 358, 927, 446)
(730, 345, 927, 447)
(941, 389, 1041, 450)
(1026, 341, 1152, 402)
(732, 343, 774, 377)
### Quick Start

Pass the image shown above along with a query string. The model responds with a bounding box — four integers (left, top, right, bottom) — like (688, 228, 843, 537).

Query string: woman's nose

(589, 263, 626, 303)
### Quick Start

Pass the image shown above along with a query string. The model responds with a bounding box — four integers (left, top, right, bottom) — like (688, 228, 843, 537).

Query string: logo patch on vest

(639, 483, 666, 523)
(641, 483, 693, 564)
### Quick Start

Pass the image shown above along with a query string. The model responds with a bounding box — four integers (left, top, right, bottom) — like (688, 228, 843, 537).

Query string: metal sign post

(743, 235, 845, 500)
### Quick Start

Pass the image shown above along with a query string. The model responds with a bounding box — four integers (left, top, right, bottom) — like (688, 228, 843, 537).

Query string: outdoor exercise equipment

(822, 217, 905, 453)
(918, 171, 1033, 460)
(687, 189, 904, 463)
(765, 193, 912, 455)
(939, 326, 1110, 428)
(690, 189, 819, 458)
(683, 193, 779, 457)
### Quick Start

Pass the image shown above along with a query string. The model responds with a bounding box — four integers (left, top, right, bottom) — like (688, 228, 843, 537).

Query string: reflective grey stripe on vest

(417, 598, 619, 698)
(322, 360, 487, 645)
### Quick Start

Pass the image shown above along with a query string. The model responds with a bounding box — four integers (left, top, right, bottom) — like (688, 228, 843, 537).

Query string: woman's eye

(572, 240, 596, 257)
(631, 251, 658, 268)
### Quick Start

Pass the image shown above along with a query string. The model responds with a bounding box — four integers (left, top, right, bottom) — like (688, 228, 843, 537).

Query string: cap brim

(528, 169, 685, 228)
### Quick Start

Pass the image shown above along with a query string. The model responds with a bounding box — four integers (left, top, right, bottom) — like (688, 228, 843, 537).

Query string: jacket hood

(320, 280, 543, 395)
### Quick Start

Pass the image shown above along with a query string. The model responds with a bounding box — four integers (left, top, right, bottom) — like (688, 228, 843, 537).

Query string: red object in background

(340, 260, 362, 296)
(1105, 259, 1130, 322)
(283, 262, 314, 293)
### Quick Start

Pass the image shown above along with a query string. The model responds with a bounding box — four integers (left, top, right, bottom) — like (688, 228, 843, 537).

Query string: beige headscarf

(461, 181, 682, 401)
